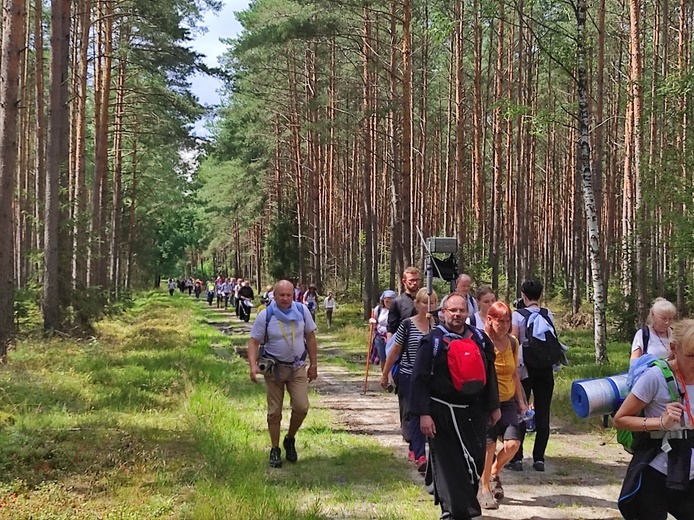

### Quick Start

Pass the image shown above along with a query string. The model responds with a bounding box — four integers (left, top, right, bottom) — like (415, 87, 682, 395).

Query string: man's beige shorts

(263, 365, 309, 424)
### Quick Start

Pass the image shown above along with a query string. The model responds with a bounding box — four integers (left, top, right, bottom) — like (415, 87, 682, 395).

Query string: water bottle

(522, 409, 535, 432)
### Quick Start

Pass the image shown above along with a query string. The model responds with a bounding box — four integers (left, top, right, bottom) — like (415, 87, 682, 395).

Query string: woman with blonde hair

(615, 319, 694, 519)
(631, 298, 677, 360)
(380, 287, 438, 474)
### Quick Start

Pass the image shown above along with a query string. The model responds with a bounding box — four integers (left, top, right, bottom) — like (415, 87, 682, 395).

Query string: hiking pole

(363, 320, 375, 394)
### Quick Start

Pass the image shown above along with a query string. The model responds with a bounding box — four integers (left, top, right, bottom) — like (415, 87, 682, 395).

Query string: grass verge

(0, 292, 437, 519)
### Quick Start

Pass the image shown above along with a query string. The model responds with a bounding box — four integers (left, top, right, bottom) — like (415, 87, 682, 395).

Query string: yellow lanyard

(278, 321, 295, 350)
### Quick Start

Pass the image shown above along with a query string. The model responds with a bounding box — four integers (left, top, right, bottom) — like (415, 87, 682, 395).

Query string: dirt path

(312, 333, 632, 520)
(203, 303, 632, 519)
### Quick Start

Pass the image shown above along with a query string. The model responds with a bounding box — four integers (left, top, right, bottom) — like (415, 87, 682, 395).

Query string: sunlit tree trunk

(0, 0, 27, 355)
(575, 0, 607, 361)
(43, 0, 70, 331)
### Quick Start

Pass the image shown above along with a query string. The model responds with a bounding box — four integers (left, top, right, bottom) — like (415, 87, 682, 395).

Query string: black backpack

(518, 308, 562, 369)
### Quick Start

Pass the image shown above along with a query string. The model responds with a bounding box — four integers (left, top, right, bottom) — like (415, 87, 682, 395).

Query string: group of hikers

(241, 272, 692, 520)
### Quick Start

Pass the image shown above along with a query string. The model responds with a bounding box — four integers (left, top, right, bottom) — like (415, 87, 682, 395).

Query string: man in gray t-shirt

(247, 280, 318, 469)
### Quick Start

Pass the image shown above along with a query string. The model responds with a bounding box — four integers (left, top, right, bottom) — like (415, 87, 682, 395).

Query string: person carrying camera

(247, 280, 318, 468)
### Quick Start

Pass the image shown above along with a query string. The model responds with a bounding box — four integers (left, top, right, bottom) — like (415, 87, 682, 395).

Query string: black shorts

(486, 400, 521, 443)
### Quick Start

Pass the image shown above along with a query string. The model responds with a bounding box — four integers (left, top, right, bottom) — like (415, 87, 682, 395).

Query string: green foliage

(265, 211, 301, 280)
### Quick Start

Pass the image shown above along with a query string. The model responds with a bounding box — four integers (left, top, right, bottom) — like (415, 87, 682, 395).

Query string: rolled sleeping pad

(571, 373, 629, 419)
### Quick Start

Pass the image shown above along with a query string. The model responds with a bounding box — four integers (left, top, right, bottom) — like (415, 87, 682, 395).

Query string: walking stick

(363, 320, 376, 394)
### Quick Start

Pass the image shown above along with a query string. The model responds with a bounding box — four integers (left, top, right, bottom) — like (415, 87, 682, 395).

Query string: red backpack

(441, 334, 487, 395)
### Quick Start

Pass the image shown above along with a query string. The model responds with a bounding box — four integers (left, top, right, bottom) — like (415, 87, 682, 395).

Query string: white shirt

(631, 326, 671, 359)
(250, 305, 317, 365)
(632, 365, 694, 478)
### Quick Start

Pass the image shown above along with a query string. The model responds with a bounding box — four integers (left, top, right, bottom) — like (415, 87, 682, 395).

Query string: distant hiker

(455, 273, 479, 317)
(370, 290, 396, 369)
(381, 288, 438, 475)
(630, 297, 677, 360)
(167, 278, 175, 296)
(185, 277, 193, 295)
(215, 278, 225, 308)
(206, 280, 215, 306)
(237, 280, 255, 322)
(194, 279, 202, 299)
(303, 284, 318, 319)
(222, 278, 233, 310)
(323, 291, 336, 329)
(467, 285, 495, 330)
(507, 280, 558, 472)
(247, 280, 318, 468)
(261, 285, 274, 306)
(614, 319, 694, 520)
(410, 292, 500, 520)
(387, 267, 422, 341)
(478, 301, 528, 510)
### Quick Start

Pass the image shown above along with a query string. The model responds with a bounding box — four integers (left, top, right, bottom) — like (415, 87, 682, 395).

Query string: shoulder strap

(468, 325, 486, 349)
(509, 334, 519, 354)
(641, 326, 650, 354)
(403, 319, 413, 362)
(264, 305, 275, 345)
(469, 313, 477, 327)
(652, 359, 681, 402)
(538, 308, 558, 335)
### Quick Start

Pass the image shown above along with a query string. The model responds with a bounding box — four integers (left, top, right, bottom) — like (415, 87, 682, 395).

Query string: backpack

(640, 326, 651, 354)
(518, 308, 562, 369)
(433, 325, 488, 395)
(616, 357, 680, 453)
(468, 313, 477, 328)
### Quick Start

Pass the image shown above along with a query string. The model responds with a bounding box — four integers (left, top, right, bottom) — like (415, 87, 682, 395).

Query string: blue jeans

(398, 372, 426, 459)
(373, 335, 387, 364)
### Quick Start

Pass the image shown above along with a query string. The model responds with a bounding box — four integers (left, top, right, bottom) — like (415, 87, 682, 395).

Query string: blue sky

(189, 0, 251, 136)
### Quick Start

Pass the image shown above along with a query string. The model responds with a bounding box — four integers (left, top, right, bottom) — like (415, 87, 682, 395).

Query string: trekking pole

(363, 320, 376, 394)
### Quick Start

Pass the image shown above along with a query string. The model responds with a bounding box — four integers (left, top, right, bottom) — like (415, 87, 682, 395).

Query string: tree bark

(575, 0, 608, 362)
(43, 0, 71, 331)
(0, 0, 27, 355)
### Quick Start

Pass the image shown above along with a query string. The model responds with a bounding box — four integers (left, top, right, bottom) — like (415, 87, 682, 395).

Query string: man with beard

(410, 293, 500, 520)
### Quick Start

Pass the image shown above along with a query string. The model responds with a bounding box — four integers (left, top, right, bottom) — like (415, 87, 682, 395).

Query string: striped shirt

(394, 318, 428, 376)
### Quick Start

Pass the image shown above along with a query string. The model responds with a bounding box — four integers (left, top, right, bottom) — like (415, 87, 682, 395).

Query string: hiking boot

(478, 490, 498, 510)
(491, 475, 504, 500)
(283, 436, 298, 463)
(269, 447, 282, 468)
(416, 455, 427, 475)
(533, 460, 545, 472)
(506, 460, 523, 471)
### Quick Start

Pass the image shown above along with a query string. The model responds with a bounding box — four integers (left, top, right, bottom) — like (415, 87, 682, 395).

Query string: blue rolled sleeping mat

(571, 374, 629, 419)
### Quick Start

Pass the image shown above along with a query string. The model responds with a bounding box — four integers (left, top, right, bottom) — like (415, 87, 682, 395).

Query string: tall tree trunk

(110, 51, 127, 299)
(490, 10, 504, 291)
(73, 0, 90, 291)
(628, 0, 646, 322)
(575, 0, 608, 362)
(401, 0, 412, 267)
(362, 6, 377, 318)
(0, 0, 27, 355)
(43, 0, 71, 331)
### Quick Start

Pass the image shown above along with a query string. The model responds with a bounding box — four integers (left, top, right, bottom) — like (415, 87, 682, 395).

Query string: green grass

(0, 291, 437, 519)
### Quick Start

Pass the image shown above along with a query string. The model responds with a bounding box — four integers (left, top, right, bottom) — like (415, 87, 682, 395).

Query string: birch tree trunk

(575, 0, 608, 361)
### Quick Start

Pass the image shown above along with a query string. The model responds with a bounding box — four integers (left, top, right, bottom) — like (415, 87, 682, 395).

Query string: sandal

(491, 475, 504, 500)
(478, 490, 498, 510)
